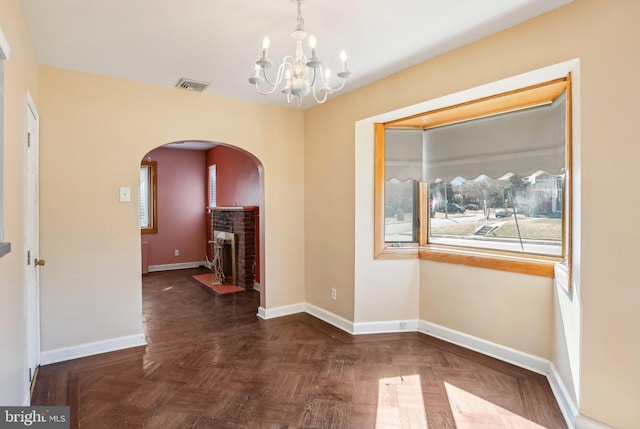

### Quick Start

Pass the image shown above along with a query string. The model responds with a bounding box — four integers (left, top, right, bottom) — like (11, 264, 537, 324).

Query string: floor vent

(175, 78, 210, 92)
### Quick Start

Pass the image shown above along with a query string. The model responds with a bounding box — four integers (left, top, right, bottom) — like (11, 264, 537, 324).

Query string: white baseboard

(256, 303, 305, 320)
(256, 303, 354, 334)
(548, 362, 580, 427)
(40, 334, 147, 365)
(353, 318, 419, 335)
(147, 261, 207, 272)
(418, 320, 549, 375)
(575, 415, 615, 429)
(305, 304, 354, 334)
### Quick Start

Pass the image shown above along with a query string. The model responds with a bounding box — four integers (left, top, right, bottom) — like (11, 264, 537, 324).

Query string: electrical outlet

(399, 321, 407, 330)
(174, 249, 179, 256)
(331, 288, 337, 300)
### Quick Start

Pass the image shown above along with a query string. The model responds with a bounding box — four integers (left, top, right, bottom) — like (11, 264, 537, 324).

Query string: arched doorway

(139, 140, 265, 308)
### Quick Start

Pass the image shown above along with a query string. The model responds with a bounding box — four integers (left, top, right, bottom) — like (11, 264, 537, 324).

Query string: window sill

(0, 242, 11, 258)
(375, 244, 419, 260)
(419, 245, 557, 277)
(376, 242, 558, 277)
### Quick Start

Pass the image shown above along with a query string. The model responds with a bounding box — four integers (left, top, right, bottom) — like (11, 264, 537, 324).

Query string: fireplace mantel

(209, 206, 258, 212)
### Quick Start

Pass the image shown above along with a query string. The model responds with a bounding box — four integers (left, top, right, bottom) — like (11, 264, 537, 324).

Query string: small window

(375, 76, 572, 276)
(208, 164, 217, 208)
(139, 161, 157, 234)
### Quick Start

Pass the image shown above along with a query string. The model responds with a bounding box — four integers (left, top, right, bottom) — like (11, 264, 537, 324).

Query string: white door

(25, 92, 41, 398)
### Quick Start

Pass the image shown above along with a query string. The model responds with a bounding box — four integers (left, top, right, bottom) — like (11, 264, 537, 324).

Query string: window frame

(374, 76, 573, 277)
(139, 160, 158, 234)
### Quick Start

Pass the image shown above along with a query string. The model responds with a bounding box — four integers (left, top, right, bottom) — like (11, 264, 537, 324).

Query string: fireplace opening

(212, 230, 237, 285)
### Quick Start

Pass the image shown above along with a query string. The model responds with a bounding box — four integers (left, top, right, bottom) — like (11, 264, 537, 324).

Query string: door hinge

(27, 250, 31, 265)
(29, 367, 32, 382)
(27, 132, 31, 148)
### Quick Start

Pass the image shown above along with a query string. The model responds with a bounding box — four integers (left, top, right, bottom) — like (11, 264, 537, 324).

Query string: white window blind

(139, 165, 150, 227)
(384, 91, 566, 183)
(423, 92, 566, 182)
(208, 164, 217, 207)
(384, 129, 423, 181)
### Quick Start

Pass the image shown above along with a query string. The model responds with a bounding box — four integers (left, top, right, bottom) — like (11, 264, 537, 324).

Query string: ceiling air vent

(175, 78, 210, 92)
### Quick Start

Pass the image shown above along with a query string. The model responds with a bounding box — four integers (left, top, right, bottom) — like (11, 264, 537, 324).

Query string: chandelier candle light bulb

(248, 0, 351, 106)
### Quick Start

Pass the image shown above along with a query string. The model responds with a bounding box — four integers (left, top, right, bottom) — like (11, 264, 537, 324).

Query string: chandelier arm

(253, 82, 278, 96)
(260, 71, 277, 89)
(322, 78, 348, 94)
(313, 64, 347, 95)
(308, 66, 318, 88)
(254, 66, 281, 95)
(311, 83, 328, 104)
(261, 59, 285, 88)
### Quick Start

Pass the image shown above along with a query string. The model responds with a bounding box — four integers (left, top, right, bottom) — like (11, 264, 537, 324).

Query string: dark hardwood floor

(32, 268, 567, 428)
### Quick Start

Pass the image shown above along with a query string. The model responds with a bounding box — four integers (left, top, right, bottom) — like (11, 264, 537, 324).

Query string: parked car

(465, 203, 480, 210)
(435, 202, 466, 214)
(495, 208, 513, 218)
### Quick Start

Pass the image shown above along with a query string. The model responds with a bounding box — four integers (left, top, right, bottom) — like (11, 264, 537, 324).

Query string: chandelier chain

(296, 0, 304, 30)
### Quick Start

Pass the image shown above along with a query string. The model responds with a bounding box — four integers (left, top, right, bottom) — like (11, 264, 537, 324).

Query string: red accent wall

(142, 147, 207, 268)
(207, 146, 261, 206)
(206, 146, 261, 284)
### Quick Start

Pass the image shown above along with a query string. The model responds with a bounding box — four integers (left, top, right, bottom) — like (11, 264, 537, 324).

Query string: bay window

(375, 76, 572, 276)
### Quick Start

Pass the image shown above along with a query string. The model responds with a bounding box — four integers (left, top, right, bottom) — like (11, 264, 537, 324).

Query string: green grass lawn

(431, 216, 562, 241)
(386, 212, 562, 242)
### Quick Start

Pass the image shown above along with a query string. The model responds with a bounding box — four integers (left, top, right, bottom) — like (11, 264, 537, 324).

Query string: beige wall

(37, 66, 305, 350)
(304, 0, 639, 427)
(0, 0, 39, 405)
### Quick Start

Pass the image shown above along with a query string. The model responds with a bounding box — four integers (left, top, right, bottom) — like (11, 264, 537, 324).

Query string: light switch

(119, 186, 131, 202)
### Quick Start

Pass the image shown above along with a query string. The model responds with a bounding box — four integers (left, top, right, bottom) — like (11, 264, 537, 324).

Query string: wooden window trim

(141, 160, 158, 234)
(419, 246, 558, 277)
(374, 76, 573, 278)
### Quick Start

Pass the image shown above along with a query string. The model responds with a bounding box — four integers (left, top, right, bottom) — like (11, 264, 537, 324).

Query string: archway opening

(139, 140, 265, 308)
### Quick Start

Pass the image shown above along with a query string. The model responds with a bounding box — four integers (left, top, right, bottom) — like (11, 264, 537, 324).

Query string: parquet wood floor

(32, 268, 567, 428)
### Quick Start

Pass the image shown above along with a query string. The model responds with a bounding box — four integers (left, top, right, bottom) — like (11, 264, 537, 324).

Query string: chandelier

(248, 0, 351, 106)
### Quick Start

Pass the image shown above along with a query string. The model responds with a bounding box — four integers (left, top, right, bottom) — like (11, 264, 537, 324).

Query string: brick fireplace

(209, 207, 257, 289)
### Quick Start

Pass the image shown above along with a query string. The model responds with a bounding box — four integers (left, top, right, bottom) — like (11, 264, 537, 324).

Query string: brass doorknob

(34, 258, 46, 266)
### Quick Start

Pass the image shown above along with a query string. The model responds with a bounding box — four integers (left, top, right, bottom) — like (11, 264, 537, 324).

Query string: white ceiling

(19, 0, 571, 110)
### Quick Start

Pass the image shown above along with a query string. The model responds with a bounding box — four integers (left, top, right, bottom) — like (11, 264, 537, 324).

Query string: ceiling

(19, 0, 571, 110)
